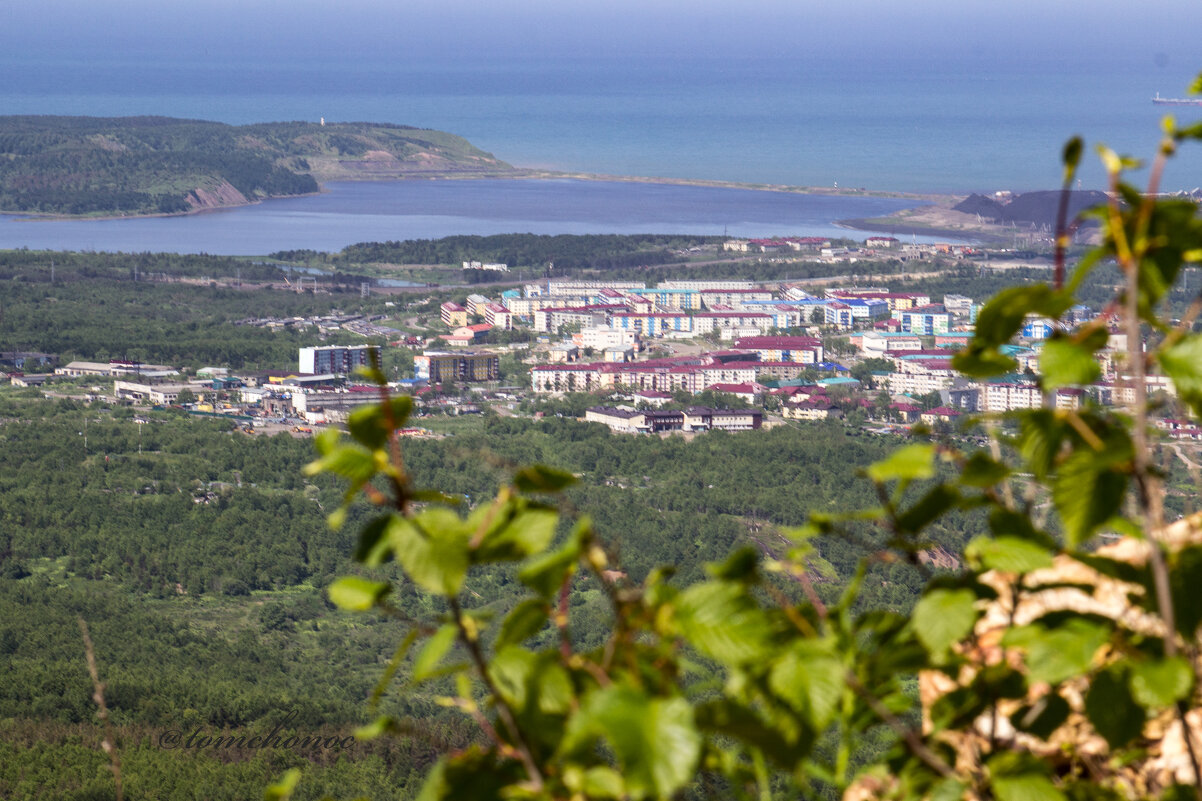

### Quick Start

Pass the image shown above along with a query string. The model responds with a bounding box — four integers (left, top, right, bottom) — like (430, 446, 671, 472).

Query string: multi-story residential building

(942, 294, 975, 317)
(899, 304, 953, 336)
(504, 296, 577, 317)
(660, 280, 758, 291)
(782, 398, 843, 421)
(573, 326, 640, 351)
(697, 363, 760, 387)
(731, 335, 823, 363)
(827, 289, 932, 315)
(299, 345, 379, 375)
(530, 363, 604, 393)
(440, 302, 468, 328)
(699, 288, 775, 308)
(934, 332, 974, 350)
(483, 303, 513, 330)
(854, 331, 923, 356)
(629, 288, 703, 310)
(546, 280, 646, 296)
(824, 299, 890, 330)
(610, 312, 694, 337)
(692, 312, 774, 335)
(465, 294, 491, 316)
(1022, 316, 1056, 340)
(415, 351, 500, 384)
(534, 307, 614, 333)
(979, 380, 1087, 413)
(584, 406, 762, 434)
(886, 358, 957, 396)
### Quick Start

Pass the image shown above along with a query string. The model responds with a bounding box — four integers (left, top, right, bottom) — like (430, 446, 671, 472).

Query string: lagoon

(0, 179, 947, 256)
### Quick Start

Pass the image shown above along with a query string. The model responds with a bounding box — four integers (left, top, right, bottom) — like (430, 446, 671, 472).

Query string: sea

(1, 35, 1200, 255)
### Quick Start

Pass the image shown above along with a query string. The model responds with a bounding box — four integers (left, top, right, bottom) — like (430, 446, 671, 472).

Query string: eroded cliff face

(185, 181, 250, 210)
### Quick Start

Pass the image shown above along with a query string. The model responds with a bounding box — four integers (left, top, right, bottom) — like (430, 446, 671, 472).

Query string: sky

(4, 0, 1198, 70)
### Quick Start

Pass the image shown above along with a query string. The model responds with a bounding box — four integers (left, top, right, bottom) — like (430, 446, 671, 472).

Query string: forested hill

(0, 116, 513, 216)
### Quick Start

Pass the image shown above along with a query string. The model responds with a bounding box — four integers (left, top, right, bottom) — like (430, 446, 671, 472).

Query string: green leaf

(966, 535, 1053, 573)
(1084, 666, 1145, 749)
(487, 645, 535, 710)
(961, 452, 1010, 487)
(388, 514, 470, 596)
(1170, 546, 1202, 638)
(354, 516, 394, 566)
(952, 347, 1018, 378)
(1010, 693, 1070, 740)
(912, 588, 977, 655)
(895, 484, 960, 534)
(865, 443, 935, 484)
(302, 441, 377, 482)
(473, 504, 559, 563)
(565, 687, 701, 800)
(1190, 71, 1202, 95)
(974, 285, 1072, 350)
(693, 698, 815, 766)
(413, 624, 458, 682)
(707, 546, 760, 581)
(582, 766, 625, 799)
(513, 464, 577, 493)
(327, 576, 391, 611)
(415, 754, 520, 801)
(675, 581, 777, 665)
(346, 397, 413, 450)
(354, 714, 399, 741)
(1016, 409, 1066, 480)
(1129, 656, 1194, 708)
(264, 768, 302, 801)
(497, 598, 549, 650)
(1160, 334, 1202, 419)
(931, 778, 969, 801)
(1004, 619, 1109, 684)
(1051, 449, 1128, 547)
(767, 639, 844, 729)
(992, 773, 1067, 801)
(1039, 338, 1101, 390)
(518, 518, 587, 598)
(534, 659, 574, 714)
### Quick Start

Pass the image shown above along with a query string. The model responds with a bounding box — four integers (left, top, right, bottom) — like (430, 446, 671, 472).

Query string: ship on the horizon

(1153, 92, 1202, 106)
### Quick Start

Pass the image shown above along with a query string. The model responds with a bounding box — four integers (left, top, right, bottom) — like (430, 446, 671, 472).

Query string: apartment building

(440, 302, 468, 328)
(415, 351, 500, 383)
(299, 345, 379, 375)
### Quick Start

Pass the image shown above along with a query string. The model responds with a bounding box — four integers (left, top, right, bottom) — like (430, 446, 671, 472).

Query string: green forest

(0, 116, 509, 216)
(0, 250, 396, 369)
(0, 389, 954, 799)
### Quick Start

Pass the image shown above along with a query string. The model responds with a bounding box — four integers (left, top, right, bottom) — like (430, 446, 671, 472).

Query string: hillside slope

(0, 116, 512, 216)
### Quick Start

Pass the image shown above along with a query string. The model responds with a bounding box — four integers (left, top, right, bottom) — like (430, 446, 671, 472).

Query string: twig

(844, 673, 955, 780)
(448, 596, 545, 791)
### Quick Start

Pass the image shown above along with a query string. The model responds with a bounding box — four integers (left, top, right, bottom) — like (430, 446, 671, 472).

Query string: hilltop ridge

(0, 116, 513, 217)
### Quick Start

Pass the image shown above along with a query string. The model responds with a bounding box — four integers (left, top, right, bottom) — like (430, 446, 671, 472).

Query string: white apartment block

(574, 326, 639, 351)
(691, 313, 774, 335)
(886, 360, 957, 396)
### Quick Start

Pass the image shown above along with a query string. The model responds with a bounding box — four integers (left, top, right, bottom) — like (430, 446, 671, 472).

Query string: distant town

(2, 235, 1195, 443)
